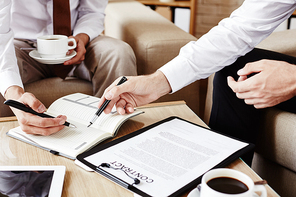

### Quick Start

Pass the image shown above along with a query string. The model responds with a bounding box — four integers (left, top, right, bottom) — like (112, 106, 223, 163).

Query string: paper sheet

(84, 118, 248, 197)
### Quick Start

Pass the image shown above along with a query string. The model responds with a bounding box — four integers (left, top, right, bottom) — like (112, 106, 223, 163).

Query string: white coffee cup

(199, 168, 267, 197)
(37, 35, 76, 58)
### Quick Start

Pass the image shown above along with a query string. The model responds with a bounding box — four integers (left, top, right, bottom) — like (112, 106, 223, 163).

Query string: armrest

(256, 29, 296, 57)
(105, 1, 197, 74)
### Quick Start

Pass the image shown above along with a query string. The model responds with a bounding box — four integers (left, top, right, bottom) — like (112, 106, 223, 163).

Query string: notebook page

(47, 93, 100, 125)
(47, 93, 142, 134)
(9, 121, 110, 158)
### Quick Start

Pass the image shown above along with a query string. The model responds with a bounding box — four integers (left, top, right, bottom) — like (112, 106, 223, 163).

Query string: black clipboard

(76, 116, 255, 197)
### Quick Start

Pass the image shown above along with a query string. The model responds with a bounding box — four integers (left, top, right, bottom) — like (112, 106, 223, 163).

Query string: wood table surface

(0, 101, 279, 196)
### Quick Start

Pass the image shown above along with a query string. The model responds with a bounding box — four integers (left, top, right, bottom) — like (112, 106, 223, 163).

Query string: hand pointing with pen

(97, 71, 172, 115)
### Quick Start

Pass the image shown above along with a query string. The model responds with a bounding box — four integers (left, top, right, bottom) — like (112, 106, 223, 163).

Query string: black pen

(87, 76, 127, 127)
(4, 99, 76, 128)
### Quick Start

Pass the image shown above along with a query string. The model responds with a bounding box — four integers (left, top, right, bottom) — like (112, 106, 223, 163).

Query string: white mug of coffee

(199, 168, 267, 197)
(37, 35, 76, 58)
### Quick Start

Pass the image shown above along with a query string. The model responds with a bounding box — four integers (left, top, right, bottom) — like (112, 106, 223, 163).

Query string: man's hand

(64, 33, 89, 65)
(227, 59, 296, 109)
(97, 71, 172, 115)
(5, 86, 67, 135)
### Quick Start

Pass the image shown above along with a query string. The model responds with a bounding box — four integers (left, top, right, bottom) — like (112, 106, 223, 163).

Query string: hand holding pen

(95, 71, 172, 117)
(4, 92, 75, 135)
(88, 76, 127, 127)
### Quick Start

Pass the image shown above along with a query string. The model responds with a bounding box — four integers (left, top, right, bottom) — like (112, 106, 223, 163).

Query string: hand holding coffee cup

(199, 168, 267, 197)
(37, 35, 76, 58)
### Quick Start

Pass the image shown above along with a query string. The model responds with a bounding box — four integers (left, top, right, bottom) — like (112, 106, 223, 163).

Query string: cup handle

(254, 185, 267, 197)
(68, 38, 77, 50)
(197, 184, 202, 192)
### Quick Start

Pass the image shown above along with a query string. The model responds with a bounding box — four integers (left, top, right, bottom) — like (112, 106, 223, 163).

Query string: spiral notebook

(75, 116, 254, 197)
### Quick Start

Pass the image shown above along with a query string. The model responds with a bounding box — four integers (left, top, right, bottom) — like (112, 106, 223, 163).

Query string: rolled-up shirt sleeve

(0, 0, 23, 96)
(159, 0, 296, 93)
(73, 0, 107, 41)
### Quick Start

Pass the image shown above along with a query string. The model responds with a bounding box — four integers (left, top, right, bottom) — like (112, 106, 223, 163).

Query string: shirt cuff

(158, 55, 198, 94)
(0, 70, 24, 96)
(73, 21, 104, 42)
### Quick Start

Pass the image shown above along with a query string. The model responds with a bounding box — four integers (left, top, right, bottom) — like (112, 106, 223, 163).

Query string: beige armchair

(204, 29, 296, 197)
(0, 1, 198, 117)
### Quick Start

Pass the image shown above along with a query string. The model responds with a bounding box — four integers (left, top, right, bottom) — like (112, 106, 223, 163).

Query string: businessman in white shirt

(98, 0, 296, 163)
(0, 0, 137, 135)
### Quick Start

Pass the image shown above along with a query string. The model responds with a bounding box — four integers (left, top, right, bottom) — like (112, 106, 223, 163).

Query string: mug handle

(254, 185, 267, 197)
(67, 38, 77, 50)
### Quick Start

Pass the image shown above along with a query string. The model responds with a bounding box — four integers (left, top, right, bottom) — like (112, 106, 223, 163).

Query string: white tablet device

(0, 165, 66, 197)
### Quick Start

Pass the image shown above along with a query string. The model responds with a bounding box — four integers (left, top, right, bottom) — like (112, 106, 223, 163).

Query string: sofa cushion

(25, 77, 93, 108)
(256, 29, 296, 57)
(252, 152, 296, 197)
(255, 108, 296, 173)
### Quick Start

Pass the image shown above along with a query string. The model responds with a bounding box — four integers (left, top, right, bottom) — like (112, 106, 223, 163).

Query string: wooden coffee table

(0, 101, 279, 196)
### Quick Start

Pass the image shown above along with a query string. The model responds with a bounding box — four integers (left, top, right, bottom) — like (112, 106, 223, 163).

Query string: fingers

(228, 76, 271, 109)
(98, 77, 129, 112)
(115, 98, 127, 115)
(98, 76, 138, 115)
(115, 98, 135, 115)
(243, 99, 269, 109)
(16, 112, 67, 135)
(104, 77, 138, 103)
(19, 115, 66, 135)
(97, 83, 121, 114)
(14, 93, 67, 135)
(102, 98, 119, 114)
(104, 78, 129, 100)
(238, 61, 264, 76)
(18, 92, 46, 113)
(237, 75, 247, 82)
(227, 76, 242, 93)
(64, 37, 86, 65)
(125, 103, 135, 114)
(66, 49, 74, 55)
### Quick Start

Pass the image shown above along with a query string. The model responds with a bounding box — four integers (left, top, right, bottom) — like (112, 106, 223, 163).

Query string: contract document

(76, 117, 253, 197)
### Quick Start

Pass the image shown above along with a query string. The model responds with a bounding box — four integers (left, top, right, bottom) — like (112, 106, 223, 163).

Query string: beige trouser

(14, 35, 137, 97)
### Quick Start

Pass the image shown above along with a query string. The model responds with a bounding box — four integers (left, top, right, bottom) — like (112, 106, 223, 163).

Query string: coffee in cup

(199, 168, 267, 197)
(207, 176, 249, 194)
(37, 35, 76, 58)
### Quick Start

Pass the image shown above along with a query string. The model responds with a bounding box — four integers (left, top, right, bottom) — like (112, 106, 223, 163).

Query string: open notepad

(7, 93, 143, 159)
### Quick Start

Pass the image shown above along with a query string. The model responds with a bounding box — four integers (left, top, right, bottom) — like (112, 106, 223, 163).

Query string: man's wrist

(151, 70, 172, 98)
(75, 33, 90, 46)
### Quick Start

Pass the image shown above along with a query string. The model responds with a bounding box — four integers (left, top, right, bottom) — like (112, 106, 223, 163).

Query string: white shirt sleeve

(73, 0, 108, 41)
(0, 0, 23, 96)
(159, 0, 296, 93)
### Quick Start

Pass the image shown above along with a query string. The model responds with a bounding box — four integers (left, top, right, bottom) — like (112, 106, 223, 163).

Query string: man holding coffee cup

(0, 0, 137, 135)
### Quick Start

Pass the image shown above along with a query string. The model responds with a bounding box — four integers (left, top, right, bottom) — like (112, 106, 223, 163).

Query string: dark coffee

(46, 38, 59, 40)
(207, 177, 249, 194)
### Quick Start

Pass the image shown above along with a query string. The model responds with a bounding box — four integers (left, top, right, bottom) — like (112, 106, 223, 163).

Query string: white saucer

(187, 187, 260, 197)
(29, 50, 76, 64)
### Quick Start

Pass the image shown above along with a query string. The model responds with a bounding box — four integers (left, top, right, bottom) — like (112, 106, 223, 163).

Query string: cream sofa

(204, 29, 296, 197)
(0, 1, 198, 117)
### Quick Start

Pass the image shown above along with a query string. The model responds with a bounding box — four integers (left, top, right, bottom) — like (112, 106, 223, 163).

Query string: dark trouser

(209, 48, 296, 165)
